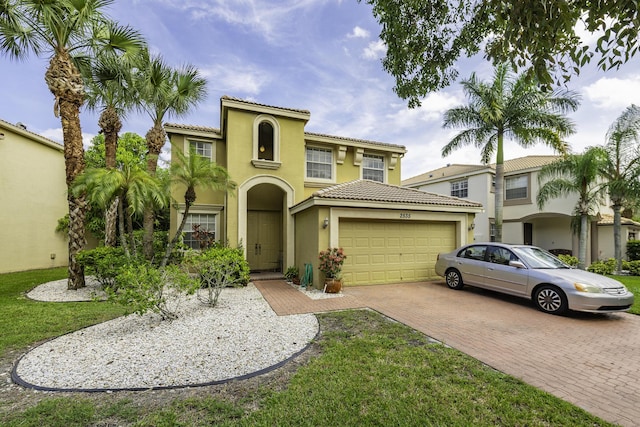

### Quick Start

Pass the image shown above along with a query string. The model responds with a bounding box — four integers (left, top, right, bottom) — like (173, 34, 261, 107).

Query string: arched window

(258, 121, 274, 161)
(252, 115, 281, 169)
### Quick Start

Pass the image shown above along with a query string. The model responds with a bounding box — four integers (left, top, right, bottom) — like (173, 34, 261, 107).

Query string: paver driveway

(256, 280, 640, 427)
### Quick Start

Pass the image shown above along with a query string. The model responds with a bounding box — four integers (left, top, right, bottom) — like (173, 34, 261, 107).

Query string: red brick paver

(255, 279, 640, 427)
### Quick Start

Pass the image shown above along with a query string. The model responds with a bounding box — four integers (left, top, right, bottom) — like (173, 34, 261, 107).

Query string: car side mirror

(509, 260, 526, 269)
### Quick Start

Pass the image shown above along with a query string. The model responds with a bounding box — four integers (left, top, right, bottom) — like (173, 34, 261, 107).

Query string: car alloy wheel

(445, 269, 464, 290)
(534, 286, 567, 315)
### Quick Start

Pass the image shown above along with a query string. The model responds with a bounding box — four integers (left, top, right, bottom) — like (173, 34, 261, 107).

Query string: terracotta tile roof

(598, 214, 640, 227)
(305, 132, 406, 151)
(164, 123, 221, 134)
(221, 95, 311, 115)
(312, 179, 483, 208)
(402, 155, 561, 186)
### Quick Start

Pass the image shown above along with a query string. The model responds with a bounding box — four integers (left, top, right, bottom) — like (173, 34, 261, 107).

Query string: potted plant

(318, 247, 347, 293)
(284, 265, 300, 285)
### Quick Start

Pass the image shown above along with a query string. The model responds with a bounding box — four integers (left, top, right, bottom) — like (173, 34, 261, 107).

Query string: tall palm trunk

(160, 186, 195, 268)
(613, 202, 623, 273)
(45, 51, 87, 290)
(99, 106, 122, 247)
(494, 132, 505, 243)
(142, 124, 166, 260)
(578, 213, 588, 269)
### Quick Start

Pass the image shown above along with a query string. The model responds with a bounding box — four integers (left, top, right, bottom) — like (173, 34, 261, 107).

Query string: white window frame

(305, 146, 334, 183)
(177, 206, 222, 250)
(451, 179, 468, 198)
(362, 153, 385, 183)
(184, 139, 215, 162)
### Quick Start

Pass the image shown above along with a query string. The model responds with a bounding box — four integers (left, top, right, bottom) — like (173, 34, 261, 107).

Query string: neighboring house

(596, 214, 640, 261)
(166, 96, 482, 288)
(403, 155, 611, 265)
(0, 119, 69, 273)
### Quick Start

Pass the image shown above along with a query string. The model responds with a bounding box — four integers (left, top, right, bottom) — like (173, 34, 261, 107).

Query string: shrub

(557, 254, 578, 267)
(77, 246, 129, 288)
(587, 258, 616, 275)
(284, 266, 299, 281)
(627, 240, 640, 261)
(108, 262, 198, 320)
(183, 246, 250, 307)
(626, 260, 640, 276)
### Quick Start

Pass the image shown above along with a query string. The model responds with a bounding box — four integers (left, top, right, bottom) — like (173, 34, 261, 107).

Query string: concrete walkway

(254, 279, 640, 427)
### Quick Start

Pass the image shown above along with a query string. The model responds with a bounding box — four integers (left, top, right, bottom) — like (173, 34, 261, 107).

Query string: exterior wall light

(322, 217, 329, 229)
(468, 222, 475, 231)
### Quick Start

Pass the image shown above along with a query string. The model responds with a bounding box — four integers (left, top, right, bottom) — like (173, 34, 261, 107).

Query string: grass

(0, 268, 625, 426)
(0, 268, 126, 357)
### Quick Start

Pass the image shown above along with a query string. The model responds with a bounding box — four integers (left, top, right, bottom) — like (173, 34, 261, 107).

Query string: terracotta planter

(324, 278, 342, 293)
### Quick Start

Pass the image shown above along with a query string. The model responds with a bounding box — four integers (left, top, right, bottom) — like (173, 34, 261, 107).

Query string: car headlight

(574, 282, 603, 293)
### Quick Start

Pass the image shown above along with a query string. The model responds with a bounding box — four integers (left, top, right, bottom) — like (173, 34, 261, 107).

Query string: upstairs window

(189, 140, 212, 160)
(363, 154, 384, 182)
(451, 179, 468, 198)
(306, 147, 332, 180)
(258, 121, 274, 161)
(505, 175, 528, 200)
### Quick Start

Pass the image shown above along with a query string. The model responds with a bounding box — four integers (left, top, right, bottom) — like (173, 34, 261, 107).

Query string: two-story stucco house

(403, 155, 640, 265)
(166, 96, 483, 288)
(0, 119, 69, 273)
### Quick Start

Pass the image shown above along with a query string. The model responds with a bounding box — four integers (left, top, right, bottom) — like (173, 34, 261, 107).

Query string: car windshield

(513, 247, 569, 269)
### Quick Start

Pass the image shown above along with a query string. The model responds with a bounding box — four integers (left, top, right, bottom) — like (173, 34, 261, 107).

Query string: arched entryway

(238, 176, 295, 273)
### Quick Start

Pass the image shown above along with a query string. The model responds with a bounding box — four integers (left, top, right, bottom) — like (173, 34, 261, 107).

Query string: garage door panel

(339, 219, 456, 286)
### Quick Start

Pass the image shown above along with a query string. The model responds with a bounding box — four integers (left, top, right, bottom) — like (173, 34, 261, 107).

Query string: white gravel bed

(15, 284, 318, 391)
(26, 276, 107, 302)
(287, 282, 346, 300)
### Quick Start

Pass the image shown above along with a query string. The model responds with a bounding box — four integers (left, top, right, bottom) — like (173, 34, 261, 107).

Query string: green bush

(625, 260, 640, 275)
(108, 262, 198, 320)
(587, 258, 616, 275)
(557, 254, 578, 267)
(627, 240, 640, 261)
(183, 246, 250, 307)
(284, 266, 299, 281)
(77, 246, 129, 288)
(131, 230, 184, 265)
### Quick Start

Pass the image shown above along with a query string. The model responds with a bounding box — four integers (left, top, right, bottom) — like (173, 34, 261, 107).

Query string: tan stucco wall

(0, 126, 69, 273)
(294, 206, 332, 289)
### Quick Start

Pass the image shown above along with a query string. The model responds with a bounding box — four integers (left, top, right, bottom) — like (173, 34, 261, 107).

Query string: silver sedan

(435, 243, 635, 315)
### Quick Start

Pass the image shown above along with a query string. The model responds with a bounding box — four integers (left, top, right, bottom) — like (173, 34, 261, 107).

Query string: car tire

(534, 285, 568, 315)
(445, 269, 464, 290)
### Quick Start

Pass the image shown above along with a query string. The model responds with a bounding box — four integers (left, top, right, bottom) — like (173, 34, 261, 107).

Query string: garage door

(339, 219, 456, 286)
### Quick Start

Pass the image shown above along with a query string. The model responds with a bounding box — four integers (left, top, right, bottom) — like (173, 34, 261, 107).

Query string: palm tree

(73, 165, 167, 258)
(0, 0, 144, 289)
(442, 63, 580, 242)
(599, 105, 640, 273)
(160, 145, 236, 267)
(133, 51, 208, 259)
(85, 53, 144, 246)
(537, 148, 607, 269)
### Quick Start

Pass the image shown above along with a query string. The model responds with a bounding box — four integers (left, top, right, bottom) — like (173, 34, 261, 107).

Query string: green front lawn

(0, 268, 618, 426)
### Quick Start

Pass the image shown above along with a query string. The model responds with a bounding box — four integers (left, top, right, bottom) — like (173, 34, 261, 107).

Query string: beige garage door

(339, 219, 456, 286)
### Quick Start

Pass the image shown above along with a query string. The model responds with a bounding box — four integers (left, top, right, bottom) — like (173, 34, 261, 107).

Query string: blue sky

(2, 0, 640, 180)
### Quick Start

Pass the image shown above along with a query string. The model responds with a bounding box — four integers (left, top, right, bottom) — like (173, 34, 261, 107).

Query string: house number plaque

(400, 213, 411, 219)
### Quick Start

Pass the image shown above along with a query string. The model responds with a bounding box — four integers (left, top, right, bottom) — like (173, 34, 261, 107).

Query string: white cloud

(39, 128, 97, 151)
(582, 75, 640, 110)
(201, 62, 271, 95)
(387, 92, 463, 126)
(348, 26, 369, 38)
(362, 40, 385, 60)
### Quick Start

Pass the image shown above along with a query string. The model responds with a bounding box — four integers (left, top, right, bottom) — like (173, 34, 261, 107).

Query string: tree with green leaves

(0, 0, 144, 289)
(362, 0, 640, 105)
(598, 105, 640, 273)
(133, 50, 208, 260)
(73, 165, 167, 259)
(537, 148, 607, 269)
(160, 145, 236, 267)
(442, 64, 579, 242)
(85, 51, 146, 246)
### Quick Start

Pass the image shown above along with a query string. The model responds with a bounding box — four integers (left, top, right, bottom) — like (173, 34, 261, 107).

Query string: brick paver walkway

(254, 279, 640, 427)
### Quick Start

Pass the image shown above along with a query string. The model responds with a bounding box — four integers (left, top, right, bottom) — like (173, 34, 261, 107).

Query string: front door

(247, 211, 282, 271)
